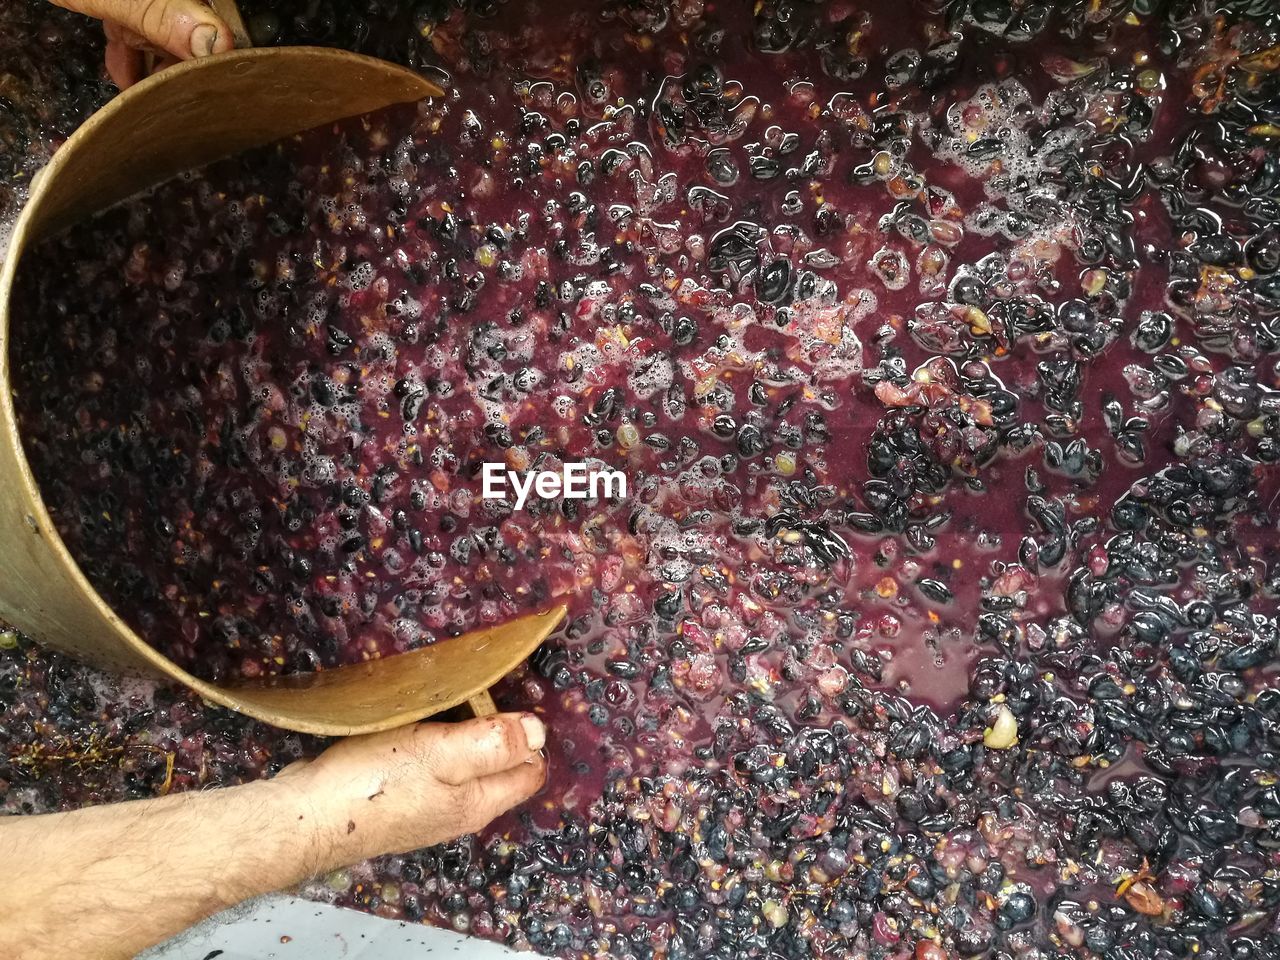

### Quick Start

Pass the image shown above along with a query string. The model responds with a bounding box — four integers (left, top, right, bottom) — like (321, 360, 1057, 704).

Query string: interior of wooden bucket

(0, 47, 566, 736)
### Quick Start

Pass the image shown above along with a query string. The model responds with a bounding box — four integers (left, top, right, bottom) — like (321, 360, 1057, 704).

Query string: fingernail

(520, 715, 545, 752)
(190, 24, 219, 58)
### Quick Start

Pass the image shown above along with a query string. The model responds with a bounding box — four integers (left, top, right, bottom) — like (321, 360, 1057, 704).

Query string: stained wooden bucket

(0, 47, 566, 735)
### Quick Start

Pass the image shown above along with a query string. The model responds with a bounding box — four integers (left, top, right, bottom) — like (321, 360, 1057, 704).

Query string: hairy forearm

(0, 776, 332, 960)
(0, 715, 546, 959)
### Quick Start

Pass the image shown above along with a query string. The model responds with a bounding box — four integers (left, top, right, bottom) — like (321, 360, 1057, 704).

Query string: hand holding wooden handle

(209, 0, 252, 49)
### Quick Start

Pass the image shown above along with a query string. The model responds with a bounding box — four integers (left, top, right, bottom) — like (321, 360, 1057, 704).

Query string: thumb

(56, 0, 234, 60)
(417, 712, 546, 786)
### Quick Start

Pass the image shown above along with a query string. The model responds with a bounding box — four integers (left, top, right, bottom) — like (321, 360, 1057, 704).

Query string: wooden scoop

(0, 43, 567, 733)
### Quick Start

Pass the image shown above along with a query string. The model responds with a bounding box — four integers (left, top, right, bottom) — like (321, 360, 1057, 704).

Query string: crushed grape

(5, 1, 1280, 958)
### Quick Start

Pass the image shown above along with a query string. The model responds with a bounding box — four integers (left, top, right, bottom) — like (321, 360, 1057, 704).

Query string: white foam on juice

(347, 261, 375, 291)
(552, 395, 577, 420)
(927, 80, 1086, 209)
(628, 353, 674, 399)
(366, 331, 397, 361)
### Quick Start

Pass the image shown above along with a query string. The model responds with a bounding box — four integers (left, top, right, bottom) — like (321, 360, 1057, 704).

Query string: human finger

(103, 20, 145, 88)
(417, 712, 546, 786)
(55, 0, 233, 62)
(454, 753, 548, 834)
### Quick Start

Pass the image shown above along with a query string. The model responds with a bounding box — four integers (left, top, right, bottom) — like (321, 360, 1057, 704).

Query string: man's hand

(49, 0, 235, 88)
(286, 712, 549, 871)
(0, 712, 547, 960)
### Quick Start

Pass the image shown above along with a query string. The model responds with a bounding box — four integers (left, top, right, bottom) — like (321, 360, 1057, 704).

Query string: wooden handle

(468, 690, 498, 717)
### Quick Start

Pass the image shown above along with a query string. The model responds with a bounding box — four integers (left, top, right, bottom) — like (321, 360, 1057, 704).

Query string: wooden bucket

(0, 48, 566, 736)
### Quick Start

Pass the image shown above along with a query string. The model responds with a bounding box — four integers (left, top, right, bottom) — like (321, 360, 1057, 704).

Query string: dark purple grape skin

(6, 0, 1280, 958)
